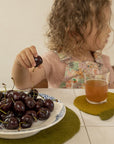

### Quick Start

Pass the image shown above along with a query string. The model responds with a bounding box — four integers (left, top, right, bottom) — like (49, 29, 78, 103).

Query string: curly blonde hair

(46, 0, 111, 56)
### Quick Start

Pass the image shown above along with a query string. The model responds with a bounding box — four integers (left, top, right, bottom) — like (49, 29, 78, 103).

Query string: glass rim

(84, 71, 110, 76)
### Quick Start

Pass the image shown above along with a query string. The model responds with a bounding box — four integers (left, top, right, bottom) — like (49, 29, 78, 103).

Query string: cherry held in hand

(34, 56, 43, 67)
(33, 56, 43, 72)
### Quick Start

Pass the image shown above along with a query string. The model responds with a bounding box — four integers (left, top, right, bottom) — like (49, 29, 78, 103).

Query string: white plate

(0, 93, 66, 139)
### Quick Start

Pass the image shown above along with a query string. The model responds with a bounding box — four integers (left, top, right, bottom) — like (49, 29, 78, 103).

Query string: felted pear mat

(74, 92, 114, 120)
(0, 107, 80, 144)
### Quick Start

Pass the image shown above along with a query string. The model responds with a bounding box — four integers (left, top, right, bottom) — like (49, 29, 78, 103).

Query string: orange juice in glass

(84, 72, 109, 104)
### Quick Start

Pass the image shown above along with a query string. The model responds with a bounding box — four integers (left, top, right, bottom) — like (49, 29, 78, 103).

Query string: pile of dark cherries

(0, 55, 51, 130)
(0, 89, 54, 130)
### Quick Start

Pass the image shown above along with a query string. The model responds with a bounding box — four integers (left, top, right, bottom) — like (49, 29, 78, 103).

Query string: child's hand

(16, 46, 38, 68)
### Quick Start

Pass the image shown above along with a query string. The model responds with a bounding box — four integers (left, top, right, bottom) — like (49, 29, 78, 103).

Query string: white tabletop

(38, 88, 114, 144)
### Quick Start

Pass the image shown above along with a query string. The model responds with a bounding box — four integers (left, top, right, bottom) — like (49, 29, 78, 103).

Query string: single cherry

(28, 88, 38, 101)
(3, 117, 19, 129)
(14, 101, 25, 117)
(1, 111, 15, 121)
(25, 97, 36, 109)
(19, 91, 28, 101)
(44, 99, 54, 112)
(0, 98, 13, 112)
(7, 90, 21, 101)
(21, 114, 33, 128)
(36, 98, 44, 106)
(26, 110, 37, 121)
(35, 98, 44, 111)
(37, 107, 50, 120)
(34, 56, 43, 67)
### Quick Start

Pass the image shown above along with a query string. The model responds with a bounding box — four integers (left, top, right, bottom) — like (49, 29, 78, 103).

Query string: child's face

(85, 6, 111, 52)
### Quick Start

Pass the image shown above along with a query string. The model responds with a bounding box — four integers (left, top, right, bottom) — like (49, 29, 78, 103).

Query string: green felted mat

(74, 92, 114, 116)
(0, 107, 80, 144)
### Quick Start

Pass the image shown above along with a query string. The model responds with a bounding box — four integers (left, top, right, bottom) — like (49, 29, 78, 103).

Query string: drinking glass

(84, 72, 110, 104)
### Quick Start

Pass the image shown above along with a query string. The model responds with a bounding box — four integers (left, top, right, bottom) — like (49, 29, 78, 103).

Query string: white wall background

(0, 0, 114, 87)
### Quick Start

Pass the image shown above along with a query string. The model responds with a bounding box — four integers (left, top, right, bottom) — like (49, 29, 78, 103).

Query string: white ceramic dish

(0, 93, 66, 139)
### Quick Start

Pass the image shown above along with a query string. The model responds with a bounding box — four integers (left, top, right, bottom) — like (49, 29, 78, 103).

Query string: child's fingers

(16, 54, 29, 69)
(29, 46, 38, 57)
(16, 45, 38, 69)
(20, 52, 32, 68)
(25, 48, 36, 67)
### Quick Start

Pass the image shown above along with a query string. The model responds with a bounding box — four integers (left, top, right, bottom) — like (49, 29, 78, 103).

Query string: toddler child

(12, 0, 114, 89)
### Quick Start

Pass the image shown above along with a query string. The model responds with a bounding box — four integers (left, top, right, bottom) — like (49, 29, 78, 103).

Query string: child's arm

(12, 46, 46, 90)
(102, 55, 114, 88)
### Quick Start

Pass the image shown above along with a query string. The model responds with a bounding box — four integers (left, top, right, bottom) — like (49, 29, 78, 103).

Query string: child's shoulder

(42, 51, 65, 69)
(43, 51, 60, 62)
(42, 51, 66, 80)
(101, 54, 111, 70)
(102, 54, 110, 64)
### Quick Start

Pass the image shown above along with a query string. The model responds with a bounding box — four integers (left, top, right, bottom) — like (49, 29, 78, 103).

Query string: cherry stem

(32, 67, 35, 72)
(0, 109, 7, 115)
(54, 99, 58, 102)
(32, 89, 37, 99)
(11, 77, 15, 90)
(0, 119, 8, 124)
(33, 116, 37, 122)
(11, 97, 15, 104)
(37, 110, 45, 115)
(18, 123, 21, 131)
(18, 122, 25, 131)
(37, 111, 40, 115)
(2, 83, 7, 95)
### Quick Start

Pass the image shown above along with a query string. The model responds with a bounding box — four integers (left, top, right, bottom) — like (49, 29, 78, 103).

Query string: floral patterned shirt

(57, 52, 108, 88)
